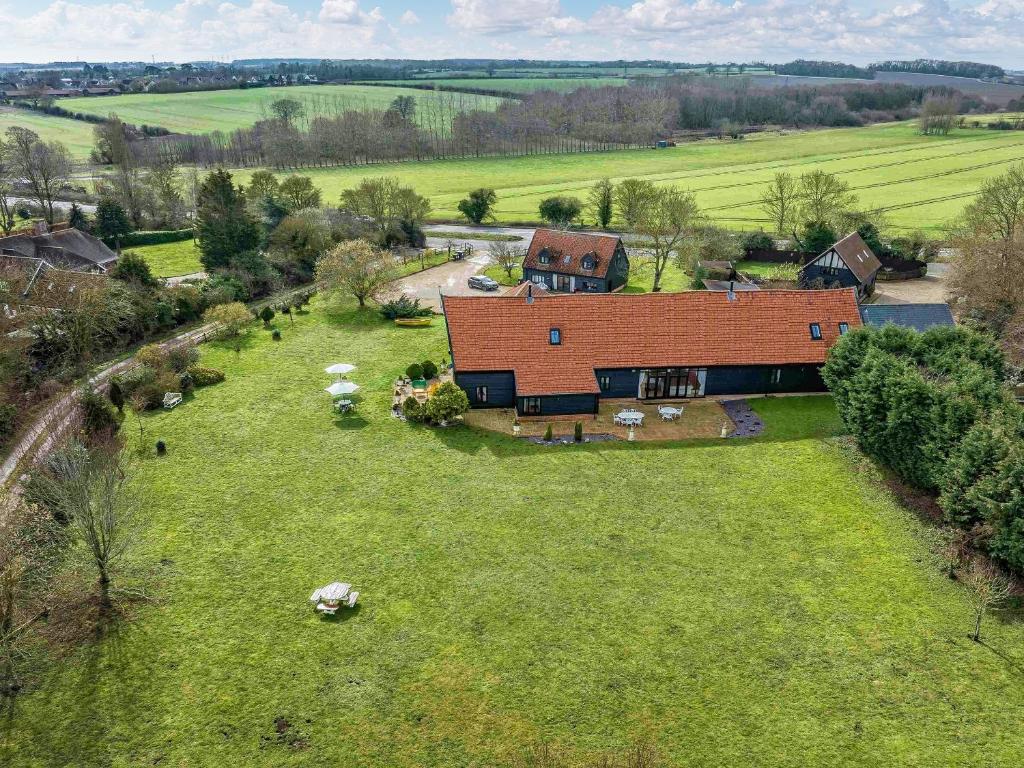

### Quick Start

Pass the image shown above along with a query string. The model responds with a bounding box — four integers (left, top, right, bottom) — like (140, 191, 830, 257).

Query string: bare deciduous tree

(489, 241, 524, 281)
(959, 559, 1013, 642)
(316, 239, 395, 308)
(633, 186, 701, 292)
(0, 503, 60, 694)
(615, 177, 657, 231)
(759, 171, 799, 234)
(797, 170, 856, 229)
(29, 441, 141, 616)
(4, 126, 72, 225)
(0, 134, 17, 235)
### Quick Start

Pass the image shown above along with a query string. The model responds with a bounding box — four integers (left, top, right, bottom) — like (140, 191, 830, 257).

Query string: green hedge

(122, 229, 194, 247)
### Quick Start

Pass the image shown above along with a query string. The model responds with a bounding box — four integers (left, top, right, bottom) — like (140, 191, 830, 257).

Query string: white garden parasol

(325, 363, 356, 381)
(325, 381, 360, 398)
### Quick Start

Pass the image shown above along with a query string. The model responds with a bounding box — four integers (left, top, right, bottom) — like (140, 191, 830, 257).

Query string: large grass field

(373, 77, 629, 94)
(236, 121, 1024, 232)
(4, 300, 1024, 766)
(128, 239, 203, 277)
(58, 85, 506, 135)
(0, 105, 96, 158)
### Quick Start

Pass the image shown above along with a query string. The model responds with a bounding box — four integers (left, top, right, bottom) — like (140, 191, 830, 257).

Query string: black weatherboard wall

(454, 371, 516, 407)
(518, 394, 599, 416)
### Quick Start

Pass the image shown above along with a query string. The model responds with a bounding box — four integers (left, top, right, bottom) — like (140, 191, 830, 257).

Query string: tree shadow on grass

(977, 636, 1024, 678)
(333, 413, 369, 430)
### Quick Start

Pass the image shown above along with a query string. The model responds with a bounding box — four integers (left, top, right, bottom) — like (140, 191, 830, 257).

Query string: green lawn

(237, 121, 1024, 232)
(0, 105, 96, 158)
(4, 300, 1024, 766)
(58, 85, 506, 135)
(128, 239, 203, 277)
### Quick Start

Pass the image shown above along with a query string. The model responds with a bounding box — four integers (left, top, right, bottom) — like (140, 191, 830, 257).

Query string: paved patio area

(463, 398, 731, 441)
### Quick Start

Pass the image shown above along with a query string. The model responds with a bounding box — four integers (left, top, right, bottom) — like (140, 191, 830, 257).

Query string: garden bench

(163, 392, 182, 410)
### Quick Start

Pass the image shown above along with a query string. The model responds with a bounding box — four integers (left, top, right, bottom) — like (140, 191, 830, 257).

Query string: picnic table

(614, 409, 645, 427)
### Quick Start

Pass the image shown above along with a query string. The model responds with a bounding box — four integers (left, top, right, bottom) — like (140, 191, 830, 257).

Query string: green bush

(574, 421, 583, 442)
(379, 294, 432, 320)
(120, 229, 193, 247)
(259, 305, 275, 327)
(424, 382, 469, 424)
(421, 360, 438, 380)
(80, 388, 120, 438)
(167, 343, 199, 374)
(543, 424, 553, 441)
(272, 329, 282, 341)
(0, 401, 17, 447)
(742, 231, 774, 251)
(156, 440, 167, 456)
(402, 395, 425, 423)
(406, 363, 424, 380)
(187, 365, 226, 387)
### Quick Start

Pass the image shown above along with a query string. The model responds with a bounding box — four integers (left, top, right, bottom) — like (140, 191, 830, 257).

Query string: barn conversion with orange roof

(443, 288, 863, 417)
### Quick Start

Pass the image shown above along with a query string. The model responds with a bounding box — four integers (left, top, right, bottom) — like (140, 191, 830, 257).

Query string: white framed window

(475, 386, 488, 403)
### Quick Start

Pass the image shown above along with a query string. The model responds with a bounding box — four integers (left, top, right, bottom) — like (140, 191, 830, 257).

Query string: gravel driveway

(873, 263, 950, 305)
(389, 250, 508, 311)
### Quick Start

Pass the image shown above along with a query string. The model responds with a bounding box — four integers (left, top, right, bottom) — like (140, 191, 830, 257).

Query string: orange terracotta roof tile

(523, 229, 622, 279)
(445, 289, 862, 396)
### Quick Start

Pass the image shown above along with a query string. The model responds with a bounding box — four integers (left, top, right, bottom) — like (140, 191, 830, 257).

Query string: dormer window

(581, 254, 596, 270)
(549, 328, 561, 345)
(809, 323, 822, 340)
(538, 249, 551, 265)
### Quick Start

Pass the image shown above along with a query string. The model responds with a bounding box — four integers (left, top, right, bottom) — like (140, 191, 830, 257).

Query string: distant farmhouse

(522, 229, 629, 293)
(799, 232, 881, 301)
(444, 289, 862, 417)
(0, 227, 118, 273)
(0, 254, 108, 314)
(860, 303, 955, 332)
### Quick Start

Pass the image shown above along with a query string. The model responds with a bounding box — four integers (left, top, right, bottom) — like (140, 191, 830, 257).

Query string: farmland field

(57, 84, 506, 135)
(237, 121, 1024, 232)
(371, 77, 629, 94)
(0, 105, 96, 158)
(4, 300, 1024, 767)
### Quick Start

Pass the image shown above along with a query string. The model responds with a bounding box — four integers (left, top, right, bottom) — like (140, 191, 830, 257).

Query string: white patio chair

(347, 591, 359, 608)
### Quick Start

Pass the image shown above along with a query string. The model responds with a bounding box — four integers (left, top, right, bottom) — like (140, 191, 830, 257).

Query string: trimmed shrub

(120, 229, 193, 247)
(424, 382, 470, 424)
(187, 365, 226, 387)
(272, 329, 282, 341)
(406, 363, 424, 380)
(259, 306, 275, 327)
(403, 395, 425, 423)
(156, 440, 167, 456)
(574, 421, 583, 442)
(379, 294, 432, 320)
(543, 424, 553, 442)
(421, 360, 438, 380)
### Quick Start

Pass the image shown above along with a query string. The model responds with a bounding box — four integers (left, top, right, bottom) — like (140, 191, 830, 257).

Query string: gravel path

(719, 399, 765, 438)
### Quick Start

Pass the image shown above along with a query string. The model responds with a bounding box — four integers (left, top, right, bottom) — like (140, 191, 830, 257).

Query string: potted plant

(512, 418, 521, 436)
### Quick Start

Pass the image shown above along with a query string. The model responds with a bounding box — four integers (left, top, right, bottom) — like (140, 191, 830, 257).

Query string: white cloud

(4, 0, 1024, 66)
(318, 0, 383, 25)
(447, 0, 573, 34)
(4, 0, 393, 60)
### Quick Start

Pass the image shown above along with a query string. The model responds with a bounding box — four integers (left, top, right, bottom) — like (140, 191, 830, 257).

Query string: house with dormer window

(799, 232, 881, 301)
(521, 229, 629, 293)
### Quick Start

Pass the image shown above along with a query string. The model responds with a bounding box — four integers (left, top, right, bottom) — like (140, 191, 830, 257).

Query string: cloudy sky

(2, 0, 1022, 67)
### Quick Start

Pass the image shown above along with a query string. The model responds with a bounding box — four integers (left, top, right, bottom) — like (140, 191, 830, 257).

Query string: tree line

(123, 78, 966, 171)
